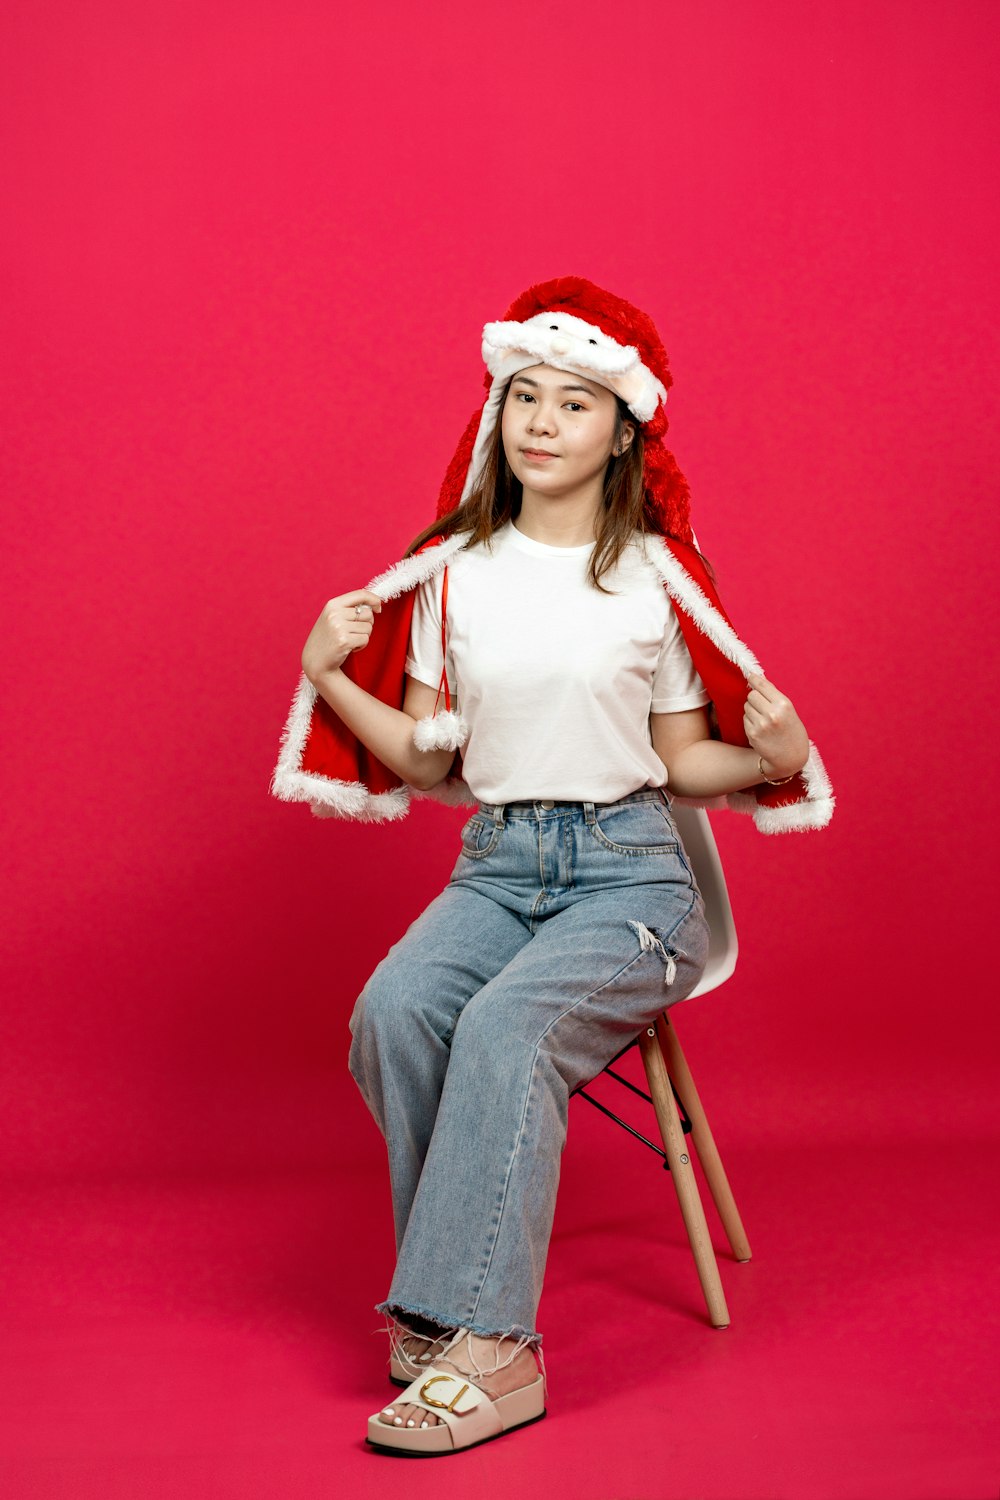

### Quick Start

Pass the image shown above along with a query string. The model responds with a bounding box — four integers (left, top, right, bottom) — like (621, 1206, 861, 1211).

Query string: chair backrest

(671, 805, 738, 999)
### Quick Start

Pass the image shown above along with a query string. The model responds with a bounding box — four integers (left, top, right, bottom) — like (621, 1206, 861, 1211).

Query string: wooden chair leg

(658, 1013, 752, 1264)
(638, 1017, 731, 1329)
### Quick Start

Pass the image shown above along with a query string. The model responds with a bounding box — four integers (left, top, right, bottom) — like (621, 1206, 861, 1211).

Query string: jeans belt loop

(583, 801, 597, 825)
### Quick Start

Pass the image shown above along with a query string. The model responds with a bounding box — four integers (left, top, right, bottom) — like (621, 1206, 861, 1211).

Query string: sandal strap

(392, 1364, 503, 1444)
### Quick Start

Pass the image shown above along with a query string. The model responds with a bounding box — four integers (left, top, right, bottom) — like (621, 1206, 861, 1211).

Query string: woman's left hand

(743, 673, 810, 780)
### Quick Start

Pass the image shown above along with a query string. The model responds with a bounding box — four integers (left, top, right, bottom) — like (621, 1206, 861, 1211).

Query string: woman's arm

(651, 673, 810, 797)
(300, 587, 457, 791)
(309, 669, 459, 791)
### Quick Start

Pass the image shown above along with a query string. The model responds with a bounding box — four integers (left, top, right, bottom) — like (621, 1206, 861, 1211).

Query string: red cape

(271, 530, 834, 834)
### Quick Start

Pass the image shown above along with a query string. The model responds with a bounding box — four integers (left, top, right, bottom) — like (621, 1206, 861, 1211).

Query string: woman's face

(500, 363, 630, 498)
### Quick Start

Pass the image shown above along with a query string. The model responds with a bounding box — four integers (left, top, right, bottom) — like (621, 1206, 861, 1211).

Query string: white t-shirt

(405, 520, 710, 803)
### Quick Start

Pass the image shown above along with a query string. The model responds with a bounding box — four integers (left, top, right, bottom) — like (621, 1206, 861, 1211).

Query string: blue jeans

(347, 787, 710, 1348)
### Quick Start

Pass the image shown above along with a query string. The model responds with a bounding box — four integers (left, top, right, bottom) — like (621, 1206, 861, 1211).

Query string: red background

(2, 2, 997, 1496)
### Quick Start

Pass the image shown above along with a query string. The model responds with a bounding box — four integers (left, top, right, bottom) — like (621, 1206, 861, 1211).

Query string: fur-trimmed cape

(270, 531, 835, 834)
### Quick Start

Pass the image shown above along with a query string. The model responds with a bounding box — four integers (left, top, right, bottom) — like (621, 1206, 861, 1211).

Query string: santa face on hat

(483, 309, 668, 422)
(500, 364, 635, 505)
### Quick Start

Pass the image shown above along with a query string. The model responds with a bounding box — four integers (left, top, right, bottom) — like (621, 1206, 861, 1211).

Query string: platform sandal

(367, 1358, 546, 1456)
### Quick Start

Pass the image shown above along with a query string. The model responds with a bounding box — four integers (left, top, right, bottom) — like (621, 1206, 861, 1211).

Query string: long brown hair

(404, 379, 716, 592)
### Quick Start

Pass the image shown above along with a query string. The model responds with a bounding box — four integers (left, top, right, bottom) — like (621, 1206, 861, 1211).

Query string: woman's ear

(614, 420, 636, 457)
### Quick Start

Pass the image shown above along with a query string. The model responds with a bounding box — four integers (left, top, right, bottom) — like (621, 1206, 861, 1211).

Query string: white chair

(574, 805, 750, 1328)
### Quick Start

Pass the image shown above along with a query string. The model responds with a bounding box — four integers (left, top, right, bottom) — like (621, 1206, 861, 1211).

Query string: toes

(378, 1402, 439, 1428)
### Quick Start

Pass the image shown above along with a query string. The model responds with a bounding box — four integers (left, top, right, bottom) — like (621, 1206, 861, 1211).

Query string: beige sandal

(367, 1361, 546, 1456)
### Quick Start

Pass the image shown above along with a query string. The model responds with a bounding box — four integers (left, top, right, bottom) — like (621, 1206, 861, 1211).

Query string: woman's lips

(523, 449, 557, 461)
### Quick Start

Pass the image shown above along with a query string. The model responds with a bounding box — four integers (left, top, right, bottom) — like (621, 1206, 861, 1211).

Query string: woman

(276, 277, 833, 1455)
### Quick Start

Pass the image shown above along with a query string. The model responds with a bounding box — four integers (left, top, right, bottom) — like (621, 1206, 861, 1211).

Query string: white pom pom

(413, 710, 469, 752)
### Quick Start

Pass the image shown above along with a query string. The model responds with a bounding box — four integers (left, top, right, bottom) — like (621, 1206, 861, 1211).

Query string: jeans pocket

(458, 814, 503, 860)
(588, 801, 680, 856)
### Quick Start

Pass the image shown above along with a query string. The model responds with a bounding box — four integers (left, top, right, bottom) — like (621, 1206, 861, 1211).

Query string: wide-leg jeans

(347, 786, 710, 1348)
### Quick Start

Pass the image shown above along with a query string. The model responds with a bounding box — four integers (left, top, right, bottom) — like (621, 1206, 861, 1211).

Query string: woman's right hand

(301, 589, 384, 682)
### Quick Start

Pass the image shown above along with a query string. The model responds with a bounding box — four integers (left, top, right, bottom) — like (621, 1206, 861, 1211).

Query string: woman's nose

(527, 403, 556, 434)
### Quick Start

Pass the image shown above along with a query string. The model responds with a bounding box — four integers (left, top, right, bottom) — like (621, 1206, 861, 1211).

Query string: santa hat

(435, 275, 694, 544)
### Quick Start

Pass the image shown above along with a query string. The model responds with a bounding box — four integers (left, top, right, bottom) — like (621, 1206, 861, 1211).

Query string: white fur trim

(366, 529, 470, 600)
(482, 311, 667, 421)
(640, 536, 763, 676)
(757, 740, 836, 831)
(461, 378, 510, 504)
(728, 788, 836, 833)
(638, 544, 836, 830)
(306, 782, 413, 822)
(749, 795, 835, 833)
(413, 709, 469, 751)
(270, 671, 322, 801)
(269, 675, 414, 822)
(725, 740, 836, 832)
(268, 671, 412, 822)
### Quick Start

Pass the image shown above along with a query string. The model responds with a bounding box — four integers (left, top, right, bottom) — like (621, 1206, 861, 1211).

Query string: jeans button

(539, 799, 554, 809)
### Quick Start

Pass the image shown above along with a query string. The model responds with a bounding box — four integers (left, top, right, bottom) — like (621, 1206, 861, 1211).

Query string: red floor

(1, 1107, 996, 1500)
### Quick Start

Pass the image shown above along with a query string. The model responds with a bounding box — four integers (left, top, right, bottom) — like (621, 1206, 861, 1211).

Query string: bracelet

(758, 754, 798, 786)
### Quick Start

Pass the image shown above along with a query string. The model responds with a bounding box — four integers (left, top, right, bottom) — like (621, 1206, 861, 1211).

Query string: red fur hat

(435, 275, 694, 544)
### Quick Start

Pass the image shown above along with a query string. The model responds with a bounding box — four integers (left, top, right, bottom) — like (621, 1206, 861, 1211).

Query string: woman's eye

(566, 402, 584, 412)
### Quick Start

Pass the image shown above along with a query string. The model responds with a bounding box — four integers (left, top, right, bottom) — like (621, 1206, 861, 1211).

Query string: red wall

(3, 0, 998, 1177)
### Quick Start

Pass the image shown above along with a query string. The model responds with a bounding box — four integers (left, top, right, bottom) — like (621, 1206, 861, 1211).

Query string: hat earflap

(640, 405, 694, 546)
(436, 394, 489, 520)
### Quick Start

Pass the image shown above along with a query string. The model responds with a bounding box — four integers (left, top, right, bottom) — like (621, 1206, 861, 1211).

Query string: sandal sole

(367, 1374, 547, 1456)
(366, 1406, 546, 1457)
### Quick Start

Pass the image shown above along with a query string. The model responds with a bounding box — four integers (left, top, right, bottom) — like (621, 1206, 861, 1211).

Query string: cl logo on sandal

(419, 1374, 471, 1411)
